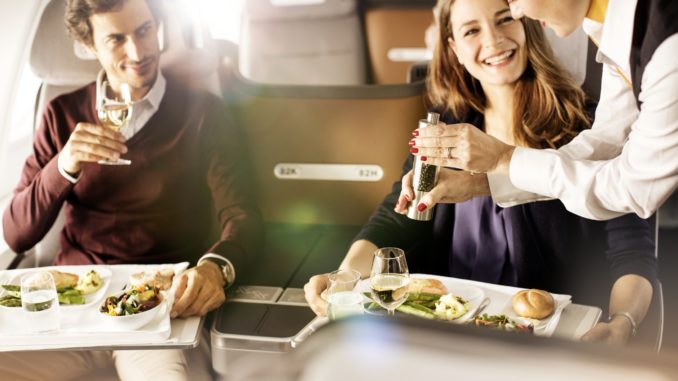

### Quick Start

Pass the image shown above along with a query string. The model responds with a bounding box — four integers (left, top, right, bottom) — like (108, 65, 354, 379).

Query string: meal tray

(0, 263, 188, 351)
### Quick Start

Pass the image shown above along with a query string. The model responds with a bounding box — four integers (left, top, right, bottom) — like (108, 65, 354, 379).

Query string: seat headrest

(245, 0, 356, 22)
(30, 0, 101, 86)
(362, 0, 436, 8)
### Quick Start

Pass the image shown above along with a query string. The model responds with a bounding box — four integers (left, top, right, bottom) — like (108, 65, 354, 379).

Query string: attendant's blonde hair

(427, 0, 590, 149)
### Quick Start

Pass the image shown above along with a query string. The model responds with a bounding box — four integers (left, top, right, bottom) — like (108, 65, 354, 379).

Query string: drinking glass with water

(21, 271, 60, 333)
(326, 269, 363, 320)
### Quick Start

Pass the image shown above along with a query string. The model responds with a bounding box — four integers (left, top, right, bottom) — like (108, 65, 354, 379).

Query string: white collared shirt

(58, 73, 167, 183)
(122, 72, 166, 140)
(491, 0, 678, 220)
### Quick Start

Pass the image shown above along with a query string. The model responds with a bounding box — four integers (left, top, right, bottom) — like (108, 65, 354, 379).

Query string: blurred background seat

(361, 0, 435, 84)
(219, 55, 426, 285)
(239, 0, 367, 85)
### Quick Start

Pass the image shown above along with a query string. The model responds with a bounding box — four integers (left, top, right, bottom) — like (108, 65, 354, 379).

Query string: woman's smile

(481, 49, 516, 67)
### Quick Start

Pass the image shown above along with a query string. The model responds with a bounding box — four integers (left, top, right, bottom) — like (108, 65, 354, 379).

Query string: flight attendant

(409, 0, 678, 221)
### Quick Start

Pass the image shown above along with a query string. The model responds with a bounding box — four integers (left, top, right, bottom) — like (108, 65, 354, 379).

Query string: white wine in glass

(370, 247, 409, 316)
(97, 81, 132, 165)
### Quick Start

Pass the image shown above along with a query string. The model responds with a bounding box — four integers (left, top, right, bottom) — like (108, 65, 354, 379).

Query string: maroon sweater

(3, 79, 262, 270)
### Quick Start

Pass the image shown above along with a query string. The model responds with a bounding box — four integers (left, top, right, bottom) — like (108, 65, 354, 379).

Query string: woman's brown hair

(427, 0, 590, 149)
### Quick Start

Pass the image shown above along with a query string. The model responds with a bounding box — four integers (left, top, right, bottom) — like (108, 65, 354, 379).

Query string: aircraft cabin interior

(1, 0, 677, 380)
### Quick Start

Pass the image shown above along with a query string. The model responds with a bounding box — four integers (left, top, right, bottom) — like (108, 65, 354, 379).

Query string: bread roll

(408, 278, 447, 296)
(512, 289, 555, 319)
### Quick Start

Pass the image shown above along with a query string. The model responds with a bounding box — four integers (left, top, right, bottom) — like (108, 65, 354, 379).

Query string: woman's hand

(582, 275, 652, 345)
(304, 274, 330, 316)
(394, 167, 490, 214)
(581, 318, 633, 345)
(411, 122, 514, 174)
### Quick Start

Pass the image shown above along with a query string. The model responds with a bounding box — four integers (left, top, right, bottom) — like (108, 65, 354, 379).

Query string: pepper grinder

(407, 112, 440, 221)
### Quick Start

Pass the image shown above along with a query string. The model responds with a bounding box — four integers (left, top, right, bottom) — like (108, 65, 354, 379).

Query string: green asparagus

(0, 284, 86, 306)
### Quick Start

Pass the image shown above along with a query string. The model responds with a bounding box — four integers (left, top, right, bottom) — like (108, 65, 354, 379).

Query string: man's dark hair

(64, 0, 163, 47)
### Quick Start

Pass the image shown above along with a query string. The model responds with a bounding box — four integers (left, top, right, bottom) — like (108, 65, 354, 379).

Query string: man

(408, 0, 678, 221)
(1, 0, 261, 379)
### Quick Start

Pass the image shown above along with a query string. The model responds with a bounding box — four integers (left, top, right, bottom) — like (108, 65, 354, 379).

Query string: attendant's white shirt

(58, 73, 167, 183)
(490, 0, 678, 220)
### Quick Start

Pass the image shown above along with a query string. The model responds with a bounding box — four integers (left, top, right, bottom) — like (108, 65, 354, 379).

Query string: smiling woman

(428, 0, 588, 151)
(447, 3, 527, 88)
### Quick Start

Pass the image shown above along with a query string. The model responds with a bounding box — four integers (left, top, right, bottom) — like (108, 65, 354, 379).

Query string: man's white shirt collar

(124, 72, 166, 139)
(582, 0, 638, 77)
(139, 72, 166, 111)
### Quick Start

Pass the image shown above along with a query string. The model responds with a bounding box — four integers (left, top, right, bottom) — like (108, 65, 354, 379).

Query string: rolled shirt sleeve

(505, 35, 678, 220)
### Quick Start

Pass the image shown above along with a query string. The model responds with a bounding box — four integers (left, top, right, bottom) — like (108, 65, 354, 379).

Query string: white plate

(356, 274, 486, 323)
(0, 266, 112, 310)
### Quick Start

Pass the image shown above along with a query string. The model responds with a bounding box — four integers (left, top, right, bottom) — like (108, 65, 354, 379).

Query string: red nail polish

(421, 156, 427, 161)
(412, 130, 419, 137)
(408, 140, 416, 146)
(409, 147, 418, 154)
(417, 203, 427, 212)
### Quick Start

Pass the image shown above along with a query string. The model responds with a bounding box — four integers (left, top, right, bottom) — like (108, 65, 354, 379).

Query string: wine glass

(369, 247, 410, 316)
(97, 80, 133, 165)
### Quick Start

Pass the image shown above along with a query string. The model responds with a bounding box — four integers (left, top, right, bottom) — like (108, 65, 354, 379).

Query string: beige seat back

(26, 0, 101, 267)
(222, 72, 426, 225)
(240, 0, 367, 85)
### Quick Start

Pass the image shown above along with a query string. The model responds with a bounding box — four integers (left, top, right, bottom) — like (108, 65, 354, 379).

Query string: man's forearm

(3, 157, 73, 253)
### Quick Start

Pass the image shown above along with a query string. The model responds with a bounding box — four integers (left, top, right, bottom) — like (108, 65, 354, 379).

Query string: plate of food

(128, 267, 176, 292)
(507, 288, 566, 333)
(0, 267, 112, 310)
(358, 274, 486, 323)
(471, 286, 570, 336)
(471, 313, 534, 334)
(98, 284, 165, 330)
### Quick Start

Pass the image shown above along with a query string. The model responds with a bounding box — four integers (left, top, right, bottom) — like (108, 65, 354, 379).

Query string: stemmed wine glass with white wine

(97, 78, 133, 165)
(370, 247, 410, 316)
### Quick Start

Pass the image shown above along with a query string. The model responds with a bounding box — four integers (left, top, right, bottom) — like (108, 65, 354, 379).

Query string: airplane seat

(218, 61, 427, 283)
(361, 0, 436, 84)
(221, 73, 425, 227)
(159, 1, 222, 97)
(631, 215, 664, 352)
(9, 0, 224, 271)
(8, 0, 103, 270)
(407, 61, 429, 83)
(214, 39, 240, 94)
(239, 0, 367, 85)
